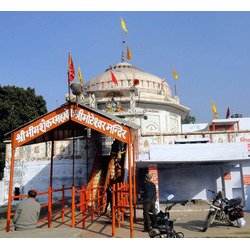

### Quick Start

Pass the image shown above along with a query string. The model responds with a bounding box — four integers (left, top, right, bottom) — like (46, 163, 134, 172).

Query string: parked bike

(202, 190, 246, 232)
(148, 194, 185, 238)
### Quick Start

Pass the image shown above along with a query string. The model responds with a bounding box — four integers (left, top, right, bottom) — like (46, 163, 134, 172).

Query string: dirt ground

(76, 204, 250, 238)
(1, 204, 250, 238)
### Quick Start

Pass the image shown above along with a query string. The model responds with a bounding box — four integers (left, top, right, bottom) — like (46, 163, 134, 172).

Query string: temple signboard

(12, 104, 130, 148)
(72, 105, 129, 143)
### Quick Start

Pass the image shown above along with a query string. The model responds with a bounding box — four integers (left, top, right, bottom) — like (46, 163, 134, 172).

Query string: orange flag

(173, 67, 179, 80)
(126, 46, 132, 60)
(68, 52, 75, 83)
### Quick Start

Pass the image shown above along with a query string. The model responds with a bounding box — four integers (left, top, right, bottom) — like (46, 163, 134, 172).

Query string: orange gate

(111, 182, 132, 237)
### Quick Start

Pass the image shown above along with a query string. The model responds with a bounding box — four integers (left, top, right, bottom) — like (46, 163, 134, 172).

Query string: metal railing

(111, 182, 130, 237)
(6, 184, 106, 232)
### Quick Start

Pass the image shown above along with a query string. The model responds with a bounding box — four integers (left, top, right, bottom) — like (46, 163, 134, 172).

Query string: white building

(143, 118, 250, 210)
(2, 61, 250, 210)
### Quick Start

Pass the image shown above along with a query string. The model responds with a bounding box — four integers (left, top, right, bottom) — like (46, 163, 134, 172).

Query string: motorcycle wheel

(174, 232, 184, 238)
(202, 211, 216, 232)
(150, 233, 167, 238)
(167, 232, 184, 238)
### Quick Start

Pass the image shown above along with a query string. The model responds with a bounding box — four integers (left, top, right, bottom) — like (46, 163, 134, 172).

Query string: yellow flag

(173, 69, 178, 80)
(121, 17, 128, 34)
(78, 66, 83, 84)
(211, 101, 218, 119)
(126, 46, 132, 60)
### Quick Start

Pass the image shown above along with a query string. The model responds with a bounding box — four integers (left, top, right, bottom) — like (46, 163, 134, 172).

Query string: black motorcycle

(148, 194, 185, 238)
(202, 190, 246, 232)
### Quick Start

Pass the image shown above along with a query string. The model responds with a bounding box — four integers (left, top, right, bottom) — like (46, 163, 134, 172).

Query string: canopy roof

(210, 118, 240, 126)
(6, 102, 139, 149)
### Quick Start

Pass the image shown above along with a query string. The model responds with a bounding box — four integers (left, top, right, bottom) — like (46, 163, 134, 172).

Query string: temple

(2, 59, 250, 237)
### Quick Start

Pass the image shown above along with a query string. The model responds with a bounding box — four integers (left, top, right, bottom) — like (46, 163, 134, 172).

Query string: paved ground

(0, 204, 250, 238)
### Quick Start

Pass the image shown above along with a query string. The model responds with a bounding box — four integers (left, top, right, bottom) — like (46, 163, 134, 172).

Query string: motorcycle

(202, 190, 246, 232)
(148, 194, 185, 238)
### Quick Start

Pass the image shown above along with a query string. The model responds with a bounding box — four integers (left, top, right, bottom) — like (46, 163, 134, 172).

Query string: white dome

(83, 61, 189, 113)
(86, 62, 172, 98)
(88, 62, 164, 84)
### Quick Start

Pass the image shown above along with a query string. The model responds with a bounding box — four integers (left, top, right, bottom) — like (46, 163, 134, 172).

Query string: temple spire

(121, 40, 125, 62)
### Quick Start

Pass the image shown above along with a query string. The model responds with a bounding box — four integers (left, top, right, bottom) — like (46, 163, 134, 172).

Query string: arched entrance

(5, 102, 138, 237)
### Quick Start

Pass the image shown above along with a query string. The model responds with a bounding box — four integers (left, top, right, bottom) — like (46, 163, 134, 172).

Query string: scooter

(202, 190, 246, 232)
(148, 194, 185, 238)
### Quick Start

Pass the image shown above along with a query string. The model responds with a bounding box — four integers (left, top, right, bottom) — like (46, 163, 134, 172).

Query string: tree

(0, 85, 47, 179)
(182, 112, 196, 124)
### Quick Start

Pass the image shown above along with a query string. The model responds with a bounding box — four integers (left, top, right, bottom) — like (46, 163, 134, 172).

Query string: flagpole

(67, 71, 71, 102)
(172, 65, 177, 96)
(121, 17, 128, 62)
(174, 78, 177, 96)
(121, 32, 125, 62)
(131, 51, 135, 81)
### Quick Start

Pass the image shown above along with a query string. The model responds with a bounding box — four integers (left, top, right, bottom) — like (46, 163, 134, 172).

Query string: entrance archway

(5, 102, 138, 237)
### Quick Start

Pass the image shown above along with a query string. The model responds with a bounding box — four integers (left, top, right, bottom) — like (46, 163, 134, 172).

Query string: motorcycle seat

(228, 197, 242, 207)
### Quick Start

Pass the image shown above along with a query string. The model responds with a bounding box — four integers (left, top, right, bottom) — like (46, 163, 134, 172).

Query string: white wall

(239, 118, 250, 130)
(158, 165, 220, 201)
(0, 181, 4, 205)
(241, 163, 250, 210)
(156, 162, 250, 210)
(4, 158, 91, 204)
(4, 138, 98, 204)
(182, 123, 209, 133)
(149, 143, 250, 162)
(182, 117, 250, 132)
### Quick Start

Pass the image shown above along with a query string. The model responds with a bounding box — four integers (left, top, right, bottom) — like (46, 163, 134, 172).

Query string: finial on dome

(121, 51, 125, 62)
(121, 40, 125, 62)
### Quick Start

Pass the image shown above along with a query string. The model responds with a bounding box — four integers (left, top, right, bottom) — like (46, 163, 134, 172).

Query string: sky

(1, 4, 250, 123)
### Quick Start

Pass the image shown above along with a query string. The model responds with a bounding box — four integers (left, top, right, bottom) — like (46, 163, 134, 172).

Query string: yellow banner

(121, 17, 128, 34)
